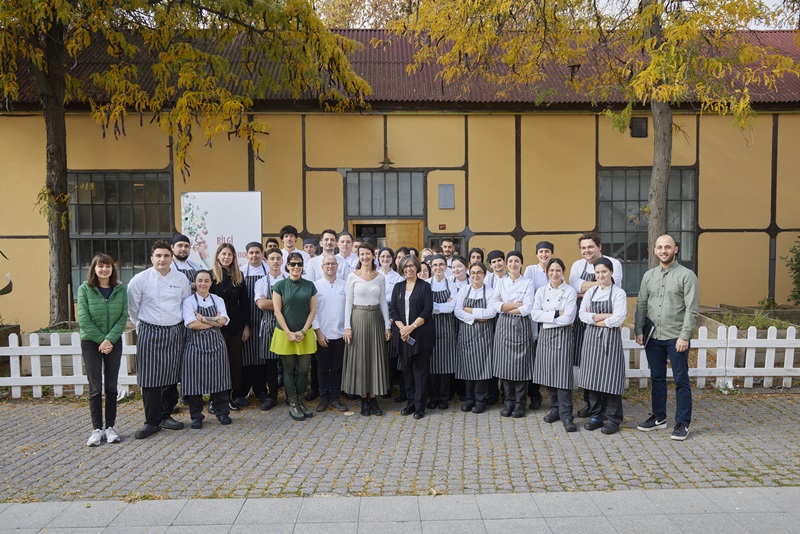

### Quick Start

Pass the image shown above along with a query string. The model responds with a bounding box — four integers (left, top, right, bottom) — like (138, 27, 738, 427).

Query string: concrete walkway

(1, 486, 798, 533)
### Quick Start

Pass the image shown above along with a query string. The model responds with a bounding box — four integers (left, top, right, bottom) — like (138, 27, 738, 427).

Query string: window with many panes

(346, 171, 425, 217)
(598, 168, 697, 294)
(69, 171, 173, 289)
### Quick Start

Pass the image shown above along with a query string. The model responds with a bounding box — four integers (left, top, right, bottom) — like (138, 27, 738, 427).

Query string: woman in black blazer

(390, 255, 435, 419)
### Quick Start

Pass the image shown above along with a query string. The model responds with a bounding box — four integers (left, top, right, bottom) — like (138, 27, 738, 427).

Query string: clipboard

(643, 317, 655, 346)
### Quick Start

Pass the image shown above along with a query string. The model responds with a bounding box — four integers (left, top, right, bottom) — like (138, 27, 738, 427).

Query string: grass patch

(707, 312, 793, 330)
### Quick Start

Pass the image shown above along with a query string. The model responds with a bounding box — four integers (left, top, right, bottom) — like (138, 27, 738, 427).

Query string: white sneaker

(104, 427, 121, 443)
(87, 429, 103, 447)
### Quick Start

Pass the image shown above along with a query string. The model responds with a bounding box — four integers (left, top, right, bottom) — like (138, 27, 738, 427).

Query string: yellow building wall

(66, 114, 170, 170)
(699, 115, 772, 229)
(776, 232, 800, 304)
(521, 234, 584, 270)
(305, 114, 383, 169)
(254, 114, 303, 234)
(598, 114, 697, 167)
(306, 171, 344, 234)
(387, 115, 465, 168)
(698, 232, 769, 306)
(0, 239, 50, 332)
(0, 115, 47, 236)
(522, 116, 595, 232)
(467, 235, 517, 259)
(427, 171, 465, 234)
(468, 116, 516, 232)
(776, 115, 800, 229)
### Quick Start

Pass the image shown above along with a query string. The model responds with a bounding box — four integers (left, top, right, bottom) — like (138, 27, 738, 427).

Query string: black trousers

(548, 386, 574, 420)
(429, 373, 451, 403)
(309, 351, 320, 392)
(403, 348, 431, 412)
(81, 339, 122, 430)
(141, 384, 179, 427)
(221, 328, 243, 393)
(237, 364, 268, 399)
(187, 391, 229, 419)
(464, 379, 489, 405)
(587, 390, 623, 428)
(487, 378, 500, 404)
(502, 380, 528, 405)
(264, 359, 280, 400)
(316, 338, 345, 400)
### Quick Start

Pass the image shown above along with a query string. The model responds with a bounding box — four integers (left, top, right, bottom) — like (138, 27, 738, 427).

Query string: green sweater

(77, 282, 129, 344)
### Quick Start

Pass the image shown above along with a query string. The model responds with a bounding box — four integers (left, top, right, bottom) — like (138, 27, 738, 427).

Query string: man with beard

(635, 234, 699, 441)
(171, 234, 204, 287)
(306, 229, 338, 282)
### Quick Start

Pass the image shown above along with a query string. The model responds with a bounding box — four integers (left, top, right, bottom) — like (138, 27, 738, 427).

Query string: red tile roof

(8, 29, 800, 111)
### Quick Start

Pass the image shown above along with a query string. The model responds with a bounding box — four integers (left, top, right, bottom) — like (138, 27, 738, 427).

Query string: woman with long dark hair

(78, 253, 128, 446)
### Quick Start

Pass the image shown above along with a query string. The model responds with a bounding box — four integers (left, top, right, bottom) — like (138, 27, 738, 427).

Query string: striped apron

(532, 325, 575, 390)
(455, 286, 494, 380)
(577, 286, 625, 395)
(181, 296, 232, 395)
(173, 260, 198, 283)
(572, 262, 595, 366)
(135, 321, 185, 388)
(242, 263, 267, 366)
(430, 279, 457, 374)
(492, 313, 534, 381)
(258, 275, 283, 361)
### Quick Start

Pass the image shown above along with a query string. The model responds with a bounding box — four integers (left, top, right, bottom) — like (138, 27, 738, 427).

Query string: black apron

(242, 263, 267, 366)
(430, 278, 457, 374)
(258, 274, 284, 361)
(455, 286, 494, 380)
(572, 261, 595, 366)
(181, 295, 232, 395)
(577, 286, 625, 395)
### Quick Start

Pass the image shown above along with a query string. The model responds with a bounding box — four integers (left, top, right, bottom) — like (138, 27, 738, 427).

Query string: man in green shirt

(634, 234, 699, 441)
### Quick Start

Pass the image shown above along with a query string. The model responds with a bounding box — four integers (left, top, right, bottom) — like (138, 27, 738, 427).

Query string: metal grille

(346, 171, 425, 217)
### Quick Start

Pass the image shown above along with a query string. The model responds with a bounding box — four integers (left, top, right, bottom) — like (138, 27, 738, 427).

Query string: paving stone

(420, 519, 487, 534)
(294, 522, 358, 534)
(475, 493, 540, 519)
(102, 527, 169, 534)
(228, 524, 295, 534)
(483, 518, 552, 533)
(532, 492, 603, 517)
(731, 512, 800, 533)
(357, 522, 422, 534)
(545, 515, 616, 534)
(669, 513, 749, 534)
(234, 498, 301, 525)
(45, 501, 126, 528)
(0, 502, 70, 529)
(297, 497, 360, 523)
(171, 499, 244, 526)
(358, 496, 420, 522)
(417, 495, 481, 521)
(109, 500, 187, 527)
(605, 514, 682, 534)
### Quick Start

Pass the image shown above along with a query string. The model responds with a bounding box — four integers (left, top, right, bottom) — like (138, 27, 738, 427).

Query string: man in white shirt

(170, 233, 204, 287)
(279, 224, 311, 266)
(306, 229, 338, 282)
(312, 256, 348, 412)
(336, 231, 358, 281)
(568, 232, 623, 417)
(484, 250, 508, 289)
(303, 238, 318, 259)
(127, 241, 191, 439)
(523, 241, 554, 293)
(441, 238, 456, 267)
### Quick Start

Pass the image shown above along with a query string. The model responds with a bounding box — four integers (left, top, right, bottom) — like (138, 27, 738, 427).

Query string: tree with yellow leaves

(393, 0, 800, 268)
(0, 0, 370, 324)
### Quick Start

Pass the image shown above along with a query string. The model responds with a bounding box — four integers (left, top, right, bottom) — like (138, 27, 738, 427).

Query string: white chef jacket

(128, 267, 191, 328)
(531, 282, 578, 329)
(454, 284, 498, 325)
(579, 284, 627, 328)
(311, 276, 347, 340)
(568, 256, 623, 294)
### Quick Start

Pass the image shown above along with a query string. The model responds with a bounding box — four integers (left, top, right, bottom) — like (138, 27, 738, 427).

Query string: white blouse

(345, 272, 390, 329)
(531, 282, 578, 329)
(454, 284, 497, 325)
(253, 273, 286, 302)
(489, 275, 534, 317)
(578, 284, 627, 328)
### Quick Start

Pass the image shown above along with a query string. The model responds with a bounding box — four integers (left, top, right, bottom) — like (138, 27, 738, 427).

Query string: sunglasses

(288, 261, 304, 267)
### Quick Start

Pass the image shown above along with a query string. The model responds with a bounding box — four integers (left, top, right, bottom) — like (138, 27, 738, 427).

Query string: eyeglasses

(323, 262, 338, 267)
(288, 262, 304, 267)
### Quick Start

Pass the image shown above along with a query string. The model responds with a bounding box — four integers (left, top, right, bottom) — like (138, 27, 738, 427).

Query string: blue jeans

(646, 338, 692, 425)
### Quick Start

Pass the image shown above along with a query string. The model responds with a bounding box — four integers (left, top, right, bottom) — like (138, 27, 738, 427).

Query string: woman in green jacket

(78, 253, 128, 447)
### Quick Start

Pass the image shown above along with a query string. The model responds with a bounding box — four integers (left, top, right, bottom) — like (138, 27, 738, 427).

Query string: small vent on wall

(630, 117, 648, 138)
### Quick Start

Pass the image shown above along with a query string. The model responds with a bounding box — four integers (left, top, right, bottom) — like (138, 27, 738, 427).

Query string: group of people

(77, 226, 699, 446)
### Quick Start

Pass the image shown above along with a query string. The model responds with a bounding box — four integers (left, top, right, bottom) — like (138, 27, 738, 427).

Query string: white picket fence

(1, 327, 798, 398)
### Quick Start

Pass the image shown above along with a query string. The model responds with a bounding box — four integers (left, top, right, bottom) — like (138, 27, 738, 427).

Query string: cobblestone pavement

(1, 389, 799, 502)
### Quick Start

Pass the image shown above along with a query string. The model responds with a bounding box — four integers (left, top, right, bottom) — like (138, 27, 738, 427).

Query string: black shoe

(601, 423, 619, 435)
(472, 403, 486, 414)
(316, 398, 330, 412)
(461, 402, 475, 412)
(438, 401, 449, 410)
(190, 418, 203, 429)
(394, 394, 408, 403)
(512, 403, 526, 418)
(577, 405, 591, 418)
(413, 411, 425, 419)
(369, 397, 383, 416)
(134, 424, 162, 439)
(227, 401, 241, 412)
(584, 418, 604, 431)
(257, 392, 269, 404)
(500, 403, 514, 417)
(400, 405, 415, 416)
(217, 414, 232, 425)
(345, 393, 359, 401)
(259, 398, 278, 411)
(208, 402, 219, 415)
(563, 418, 578, 432)
(486, 396, 499, 406)
(160, 417, 184, 430)
(381, 392, 392, 399)
(426, 400, 437, 409)
(330, 399, 348, 412)
(233, 396, 249, 407)
(543, 408, 560, 423)
(529, 396, 543, 411)
(304, 389, 319, 402)
(361, 399, 370, 416)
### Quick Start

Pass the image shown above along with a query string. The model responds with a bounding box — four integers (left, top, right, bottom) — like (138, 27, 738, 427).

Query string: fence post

(721, 326, 735, 389)
(783, 326, 796, 389)
(29, 333, 42, 398)
(50, 333, 63, 398)
(696, 326, 707, 389)
(743, 326, 757, 389)
(71, 332, 84, 397)
(9, 333, 21, 399)
(763, 326, 777, 389)
(117, 335, 131, 400)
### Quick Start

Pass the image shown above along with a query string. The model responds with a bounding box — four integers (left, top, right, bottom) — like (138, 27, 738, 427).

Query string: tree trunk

(34, 19, 72, 325)
(648, 98, 672, 268)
